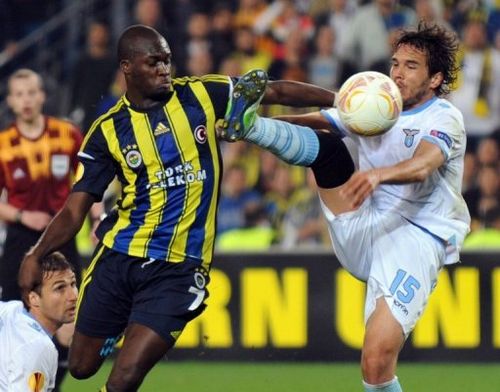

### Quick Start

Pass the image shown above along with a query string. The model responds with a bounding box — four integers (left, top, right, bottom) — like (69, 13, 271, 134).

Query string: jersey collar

(401, 96, 438, 116)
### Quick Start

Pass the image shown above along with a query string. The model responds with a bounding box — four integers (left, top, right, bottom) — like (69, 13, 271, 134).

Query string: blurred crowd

(0, 0, 499, 251)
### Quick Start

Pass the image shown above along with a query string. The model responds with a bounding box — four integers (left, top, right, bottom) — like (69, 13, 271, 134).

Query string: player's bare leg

(105, 323, 171, 391)
(68, 331, 109, 379)
(361, 298, 404, 391)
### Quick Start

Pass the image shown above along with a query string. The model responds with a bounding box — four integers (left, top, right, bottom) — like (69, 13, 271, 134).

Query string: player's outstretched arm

(18, 192, 96, 295)
(263, 80, 335, 108)
(340, 140, 445, 209)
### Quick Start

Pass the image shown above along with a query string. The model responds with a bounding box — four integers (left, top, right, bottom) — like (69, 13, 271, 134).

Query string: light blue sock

(244, 116, 319, 166)
(363, 377, 403, 392)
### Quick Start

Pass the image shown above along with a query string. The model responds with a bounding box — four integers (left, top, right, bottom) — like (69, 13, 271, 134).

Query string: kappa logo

(402, 128, 420, 147)
(153, 122, 170, 136)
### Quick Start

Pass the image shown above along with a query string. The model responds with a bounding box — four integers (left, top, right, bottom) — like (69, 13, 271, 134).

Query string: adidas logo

(153, 122, 170, 136)
(13, 167, 26, 180)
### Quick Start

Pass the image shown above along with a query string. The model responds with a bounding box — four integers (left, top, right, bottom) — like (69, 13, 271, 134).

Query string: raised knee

(68, 358, 100, 380)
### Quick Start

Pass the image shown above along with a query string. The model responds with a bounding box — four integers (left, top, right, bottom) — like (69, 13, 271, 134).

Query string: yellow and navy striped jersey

(73, 74, 233, 269)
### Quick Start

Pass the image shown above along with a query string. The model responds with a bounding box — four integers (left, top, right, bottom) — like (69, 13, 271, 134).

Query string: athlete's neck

(29, 309, 60, 336)
(17, 114, 45, 139)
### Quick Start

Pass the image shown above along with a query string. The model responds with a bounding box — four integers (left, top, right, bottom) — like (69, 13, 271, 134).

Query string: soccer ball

(336, 71, 403, 136)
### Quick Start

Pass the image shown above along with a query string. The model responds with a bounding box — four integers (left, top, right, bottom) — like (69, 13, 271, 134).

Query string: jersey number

(389, 269, 421, 303)
(188, 286, 205, 311)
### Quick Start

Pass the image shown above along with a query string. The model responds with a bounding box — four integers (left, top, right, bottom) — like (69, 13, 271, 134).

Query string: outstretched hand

(18, 251, 43, 302)
(339, 170, 381, 209)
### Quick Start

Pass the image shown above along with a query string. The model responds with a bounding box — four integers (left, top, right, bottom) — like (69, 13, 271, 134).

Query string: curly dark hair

(393, 21, 460, 97)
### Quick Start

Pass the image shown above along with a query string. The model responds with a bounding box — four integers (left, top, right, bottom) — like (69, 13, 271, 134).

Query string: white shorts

(321, 200, 446, 335)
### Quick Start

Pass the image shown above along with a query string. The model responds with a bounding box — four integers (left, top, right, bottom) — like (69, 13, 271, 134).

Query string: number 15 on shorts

(389, 269, 421, 304)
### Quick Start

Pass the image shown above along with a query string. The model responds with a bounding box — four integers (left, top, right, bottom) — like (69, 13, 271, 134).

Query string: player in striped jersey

(19, 24, 336, 391)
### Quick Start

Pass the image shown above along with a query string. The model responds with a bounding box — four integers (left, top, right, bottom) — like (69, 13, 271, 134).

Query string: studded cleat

(218, 69, 268, 142)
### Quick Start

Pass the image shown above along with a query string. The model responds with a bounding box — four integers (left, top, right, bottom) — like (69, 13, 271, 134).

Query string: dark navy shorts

(75, 244, 210, 346)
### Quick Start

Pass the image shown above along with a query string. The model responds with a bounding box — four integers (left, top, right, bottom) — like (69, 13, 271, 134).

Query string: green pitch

(62, 361, 500, 391)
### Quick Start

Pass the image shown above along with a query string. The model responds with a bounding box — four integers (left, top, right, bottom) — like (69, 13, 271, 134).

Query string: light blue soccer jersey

(322, 96, 471, 264)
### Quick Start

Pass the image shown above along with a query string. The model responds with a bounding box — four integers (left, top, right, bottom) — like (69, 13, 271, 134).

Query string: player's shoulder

(429, 97, 464, 122)
(0, 300, 23, 317)
(85, 98, 128, 137)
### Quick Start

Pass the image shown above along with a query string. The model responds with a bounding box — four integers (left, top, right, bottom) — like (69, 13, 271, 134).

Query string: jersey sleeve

(421, 106, 466, 161)
(9, 339, 56, 391)
(201, 74, 234, 119)
(72, 125, 116, 201)
(320, 107, 353, 138)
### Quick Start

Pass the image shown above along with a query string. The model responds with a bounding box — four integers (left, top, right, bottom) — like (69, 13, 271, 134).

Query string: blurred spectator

(234, 0, 269, 29)
(131, 0, 179, 71)
(230, 26, 273, 73)
(217, 164, 263, 235)
(315, 0, 358, 59)
(280, 170, 329, 249)
(209, 2, 236, 71)
(235, 0, 277, 54)
(462, 150, 479, 193)
(463, 206, 500, 249)
(132, 0, 169, 37)
(69, 21, 115, 132)
(340, 0, 416, 78)
(308, 24, 340, 89)
(218, 56, 243, 76)
(221, 142, 262, 188)
(414, 0, 452, 27)
(264, 163, 305, 242)
(449, 16, 500, 148)
(268, 28, 308, 81)
(187, 47, 215, 76)
(216, 203, 275, 250)
(469, 164, 500, 227)
(476, 136, 499, 166)
(266, 0, 315, 49)
(177, 12, 214, 76)
(95, 69, 126, 117)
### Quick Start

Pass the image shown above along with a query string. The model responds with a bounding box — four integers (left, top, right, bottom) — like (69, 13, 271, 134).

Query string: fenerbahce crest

(123, 145, 143, 169)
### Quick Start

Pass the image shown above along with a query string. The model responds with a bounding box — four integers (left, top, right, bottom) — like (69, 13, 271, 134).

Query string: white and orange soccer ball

(336, 71, 403, 136)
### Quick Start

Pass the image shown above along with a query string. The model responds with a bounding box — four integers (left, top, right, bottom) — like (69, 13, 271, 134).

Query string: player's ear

(28, 290, 41, 308)
(430, 72, 443, 90)
(120, 59, 131, 75)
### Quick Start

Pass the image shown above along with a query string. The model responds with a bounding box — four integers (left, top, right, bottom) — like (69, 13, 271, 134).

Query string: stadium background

(0, 0, 499, 391)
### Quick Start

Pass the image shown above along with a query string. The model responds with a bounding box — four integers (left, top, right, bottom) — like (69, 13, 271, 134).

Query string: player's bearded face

(390, 44, 435, 110)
